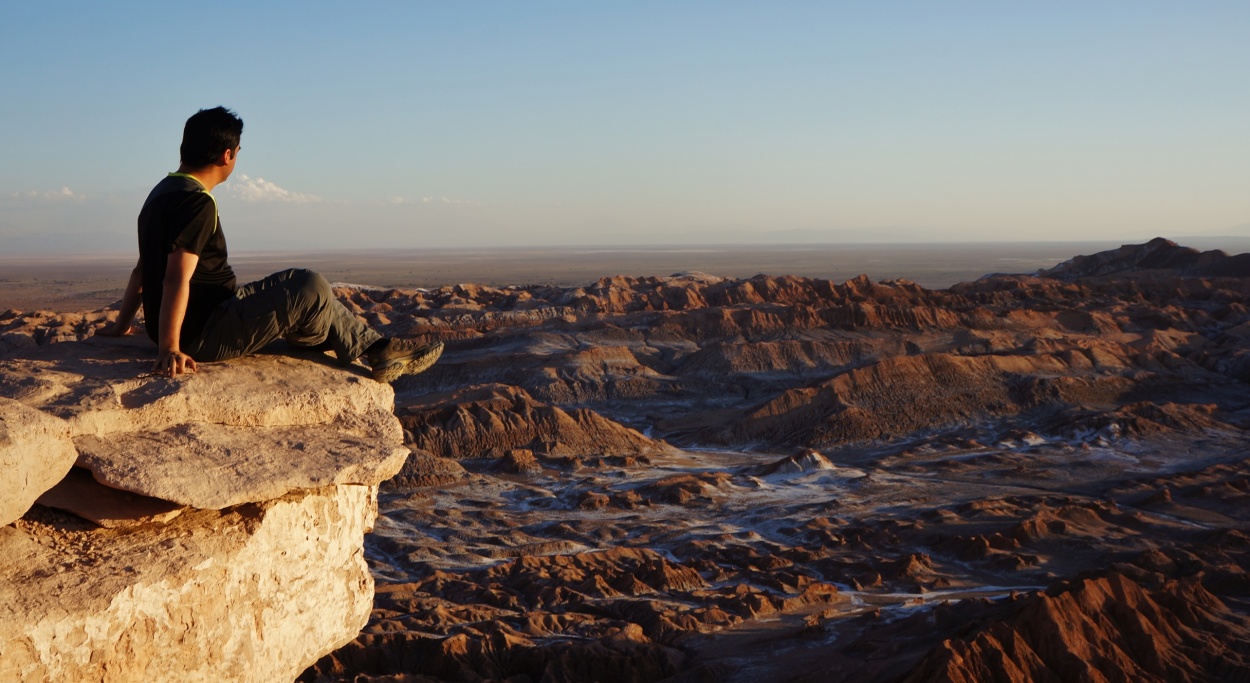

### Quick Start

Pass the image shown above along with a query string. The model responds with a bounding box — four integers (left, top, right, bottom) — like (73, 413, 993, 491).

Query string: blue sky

(1, 2, 1247, 252)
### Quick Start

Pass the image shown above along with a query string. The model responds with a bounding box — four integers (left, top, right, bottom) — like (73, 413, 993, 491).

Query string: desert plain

(3, 238, 1250, 682)
(0, 242, 1169, 312)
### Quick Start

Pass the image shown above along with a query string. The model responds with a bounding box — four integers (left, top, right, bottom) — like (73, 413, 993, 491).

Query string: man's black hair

(180, 106, 243, 168)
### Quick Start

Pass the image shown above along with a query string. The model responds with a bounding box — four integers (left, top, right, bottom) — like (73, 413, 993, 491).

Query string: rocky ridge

(0, 337, 408, 683)
(1038, 236, 1250, 281)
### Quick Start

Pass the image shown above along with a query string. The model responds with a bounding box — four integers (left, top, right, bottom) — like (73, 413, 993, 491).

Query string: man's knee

(284, 268, 333, 301)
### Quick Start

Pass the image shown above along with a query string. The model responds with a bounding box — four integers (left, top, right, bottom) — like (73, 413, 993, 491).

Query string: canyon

(2, 237, 1248, 682)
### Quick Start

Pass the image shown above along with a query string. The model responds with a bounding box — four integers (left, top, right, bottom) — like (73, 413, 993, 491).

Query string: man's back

(137, 173, 236, 343)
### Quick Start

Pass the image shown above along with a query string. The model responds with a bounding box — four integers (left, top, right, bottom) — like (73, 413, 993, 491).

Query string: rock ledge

(0, 338, 407, 683)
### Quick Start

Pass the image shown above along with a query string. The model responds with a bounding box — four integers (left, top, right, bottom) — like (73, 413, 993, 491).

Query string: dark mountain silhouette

(1039, 236, 1250, 280)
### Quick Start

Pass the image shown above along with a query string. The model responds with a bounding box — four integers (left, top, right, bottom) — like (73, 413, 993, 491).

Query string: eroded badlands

(3, 238, 1248, 682)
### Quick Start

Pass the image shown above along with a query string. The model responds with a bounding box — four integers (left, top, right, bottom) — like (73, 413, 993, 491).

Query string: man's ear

(218, 147, 236, 166)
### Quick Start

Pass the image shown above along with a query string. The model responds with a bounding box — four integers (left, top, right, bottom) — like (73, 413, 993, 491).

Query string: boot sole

(371, 341, 444, 383)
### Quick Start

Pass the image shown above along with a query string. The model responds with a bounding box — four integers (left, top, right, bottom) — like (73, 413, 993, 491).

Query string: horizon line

(6, 235, 1250, 261)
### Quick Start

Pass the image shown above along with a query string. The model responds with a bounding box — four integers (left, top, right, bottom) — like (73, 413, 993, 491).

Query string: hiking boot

(368, 338, 444, 382)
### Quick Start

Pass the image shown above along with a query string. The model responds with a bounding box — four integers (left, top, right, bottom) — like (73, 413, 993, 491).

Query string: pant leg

(187, 268, 382, 365)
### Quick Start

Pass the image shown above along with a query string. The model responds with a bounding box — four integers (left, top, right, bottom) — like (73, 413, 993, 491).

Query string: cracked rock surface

(0, 338, 407, 683)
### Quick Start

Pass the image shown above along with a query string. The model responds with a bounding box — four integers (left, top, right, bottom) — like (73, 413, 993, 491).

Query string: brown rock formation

(386, 450, 468, 489)
(903, 573, 1250, 683)
(302, 547, 844, 682)
(399, 383, 669, 459)
(1039, 236, 1250, 281)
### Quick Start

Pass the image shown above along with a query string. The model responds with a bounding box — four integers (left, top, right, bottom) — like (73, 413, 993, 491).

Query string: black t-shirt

(138, 173, 237, 344)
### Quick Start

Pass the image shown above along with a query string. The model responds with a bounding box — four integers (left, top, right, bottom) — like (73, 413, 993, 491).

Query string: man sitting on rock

(101, 106, 441, 381)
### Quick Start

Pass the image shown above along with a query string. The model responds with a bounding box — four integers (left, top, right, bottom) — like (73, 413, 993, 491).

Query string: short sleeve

(168, 193, 218, 256)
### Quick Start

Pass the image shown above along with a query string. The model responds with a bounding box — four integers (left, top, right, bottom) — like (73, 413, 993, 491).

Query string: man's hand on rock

(155, 348, 197, 377)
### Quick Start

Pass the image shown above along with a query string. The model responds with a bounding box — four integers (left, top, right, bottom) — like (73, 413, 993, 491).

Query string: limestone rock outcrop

(74, 411, 406, 509)
(0, 336, 395, 437)
(2, 485, 378, 683)
(0, 337, 407, 683)
(0, 397, 76, 526)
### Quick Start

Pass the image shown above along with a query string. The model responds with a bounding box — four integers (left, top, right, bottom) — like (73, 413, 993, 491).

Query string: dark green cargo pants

(186, 268, 382, 366)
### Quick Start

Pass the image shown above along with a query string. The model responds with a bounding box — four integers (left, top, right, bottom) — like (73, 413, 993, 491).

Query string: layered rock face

(0, 338, 407, 683)
(0, 398, 76, 527)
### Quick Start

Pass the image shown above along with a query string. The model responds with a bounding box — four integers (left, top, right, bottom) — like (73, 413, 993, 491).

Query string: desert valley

(2, 238, 1249, 682)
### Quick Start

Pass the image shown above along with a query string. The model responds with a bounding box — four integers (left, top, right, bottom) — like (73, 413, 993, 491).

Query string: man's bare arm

(155, 248, 199, 376)
(99, 260, 143, 336)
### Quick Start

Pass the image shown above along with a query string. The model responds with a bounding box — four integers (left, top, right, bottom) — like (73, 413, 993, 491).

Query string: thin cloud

(6, 186, 85, 202)
(221, 175, 321, 203)
(389, 195, 481, 206)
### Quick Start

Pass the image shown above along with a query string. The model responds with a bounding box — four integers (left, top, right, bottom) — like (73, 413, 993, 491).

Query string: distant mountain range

(1037, 236, 1250, 280)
